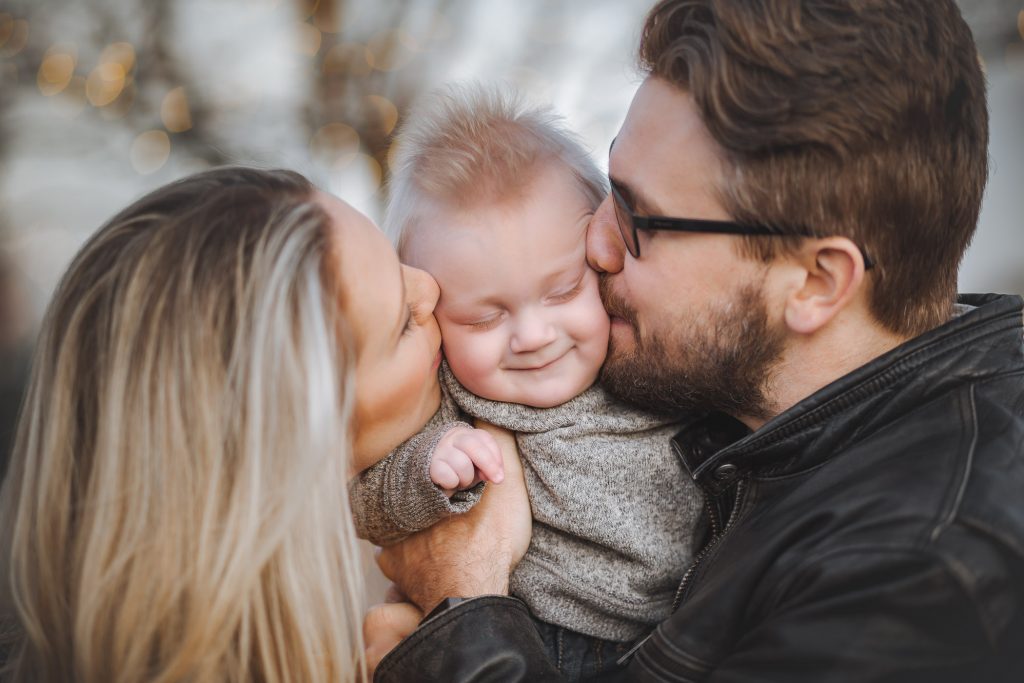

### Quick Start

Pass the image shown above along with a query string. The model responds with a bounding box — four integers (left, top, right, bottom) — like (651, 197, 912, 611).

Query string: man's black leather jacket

(376, 294, 1024, 682)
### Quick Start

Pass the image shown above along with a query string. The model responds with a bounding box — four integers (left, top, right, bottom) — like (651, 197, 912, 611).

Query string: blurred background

(0, 0, 1021, 599)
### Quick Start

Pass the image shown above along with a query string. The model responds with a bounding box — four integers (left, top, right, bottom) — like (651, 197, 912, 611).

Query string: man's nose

(587, 195, 626, 274)
(509, 310, 557, 354)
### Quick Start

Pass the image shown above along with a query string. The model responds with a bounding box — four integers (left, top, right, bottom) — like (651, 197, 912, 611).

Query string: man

(366, 0, 1024, 680)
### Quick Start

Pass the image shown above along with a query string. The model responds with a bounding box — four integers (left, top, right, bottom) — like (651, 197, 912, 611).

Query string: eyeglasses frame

(606, 139, 875, 269)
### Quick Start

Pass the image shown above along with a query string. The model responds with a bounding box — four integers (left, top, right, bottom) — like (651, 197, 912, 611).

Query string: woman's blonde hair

(0, 167, 366, 682)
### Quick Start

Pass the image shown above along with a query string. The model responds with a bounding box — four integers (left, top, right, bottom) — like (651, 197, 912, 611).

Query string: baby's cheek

(574, 291, 612, 345)
(442, 331, 500, 392)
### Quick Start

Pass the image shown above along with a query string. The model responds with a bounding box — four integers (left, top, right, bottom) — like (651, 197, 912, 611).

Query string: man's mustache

(598, 274, 638, 328)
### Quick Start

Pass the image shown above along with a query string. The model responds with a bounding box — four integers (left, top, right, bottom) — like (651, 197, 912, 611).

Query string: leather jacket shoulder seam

(762, 543, 927, 611)
(763, 544, 994, 639)
(725, 313, 1020, 456)
(929, 384, 978, 543)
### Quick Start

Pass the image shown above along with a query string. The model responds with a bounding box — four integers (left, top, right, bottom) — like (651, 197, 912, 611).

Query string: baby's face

(407, 164, 610, 408)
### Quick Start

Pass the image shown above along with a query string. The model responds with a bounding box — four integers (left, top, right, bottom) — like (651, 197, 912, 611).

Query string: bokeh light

(1, 18, 29, 56)
(161, 87, 193, 133)
(100, 42, 136, 73)
(37, 47, 77, 97)
(130, 130, 171, 174)
(365, 30, 417, 71)
(310, 122, 360, 166)
(294, 21, 322, 56)
(365, 95, 399, 136)
(0, 14, 15, 49)
(86, 62, 127, 107)
(311, 0, 340, 33)
(323, 42, 373, 77)
(100, 83, 135, 120)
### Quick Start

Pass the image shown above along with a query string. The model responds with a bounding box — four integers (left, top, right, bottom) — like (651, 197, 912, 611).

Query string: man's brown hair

(640, 0, 988, 337)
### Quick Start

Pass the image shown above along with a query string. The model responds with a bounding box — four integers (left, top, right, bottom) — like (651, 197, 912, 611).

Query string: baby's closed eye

(466, 312, 504, 331)
(545, 278, 584, 304)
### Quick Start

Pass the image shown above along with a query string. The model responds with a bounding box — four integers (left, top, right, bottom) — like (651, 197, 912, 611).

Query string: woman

(0, 167, 456, 682)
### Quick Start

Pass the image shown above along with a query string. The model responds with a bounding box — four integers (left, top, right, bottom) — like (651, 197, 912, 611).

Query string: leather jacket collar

(673, 293, 1024, 497)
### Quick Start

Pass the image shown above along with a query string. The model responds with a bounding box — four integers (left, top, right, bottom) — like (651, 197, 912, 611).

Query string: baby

(350, 85, 703, 680)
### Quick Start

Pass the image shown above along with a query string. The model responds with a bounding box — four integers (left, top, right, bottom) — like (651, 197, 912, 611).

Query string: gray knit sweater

(350, 363, 704, 641)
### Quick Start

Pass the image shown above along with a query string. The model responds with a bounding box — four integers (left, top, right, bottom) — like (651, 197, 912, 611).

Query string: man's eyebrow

(607, 137, 668, 216)
(609, 172, 667, 217)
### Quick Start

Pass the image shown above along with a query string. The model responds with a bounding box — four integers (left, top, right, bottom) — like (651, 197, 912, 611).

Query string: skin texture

(317, 192, 444, 474)
(404, 162, 610, 410)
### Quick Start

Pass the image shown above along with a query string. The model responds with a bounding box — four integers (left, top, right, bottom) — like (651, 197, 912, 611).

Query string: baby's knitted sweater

(350, 363, 704, 642)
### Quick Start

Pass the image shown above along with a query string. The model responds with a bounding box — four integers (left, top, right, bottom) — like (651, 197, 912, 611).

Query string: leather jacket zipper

(616, 480, 748, 668)
(671, 479, 747, 611)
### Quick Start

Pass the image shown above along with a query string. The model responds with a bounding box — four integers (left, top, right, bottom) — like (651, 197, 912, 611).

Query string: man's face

(589, 76, 785, 422)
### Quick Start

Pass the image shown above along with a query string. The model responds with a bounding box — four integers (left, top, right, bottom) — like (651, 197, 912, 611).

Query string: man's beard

(599, 275, 785, 421)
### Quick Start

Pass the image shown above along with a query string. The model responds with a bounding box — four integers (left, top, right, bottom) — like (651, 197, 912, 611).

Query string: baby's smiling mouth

(505, 347, 571, 372)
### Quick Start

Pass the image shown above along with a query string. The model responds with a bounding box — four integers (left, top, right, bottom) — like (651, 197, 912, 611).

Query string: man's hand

(429, 426, 504, 495)
(377, 421, 531, 614)
(364, 601, 423, 677)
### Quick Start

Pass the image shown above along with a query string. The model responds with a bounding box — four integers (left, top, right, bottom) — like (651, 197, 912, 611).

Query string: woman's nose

(402, 265, 440, 316)
(587, 195, 626, 274)
(509, 310, 557, 354)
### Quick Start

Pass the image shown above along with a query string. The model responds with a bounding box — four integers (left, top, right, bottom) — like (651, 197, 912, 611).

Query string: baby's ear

(780, 237, 867, 335)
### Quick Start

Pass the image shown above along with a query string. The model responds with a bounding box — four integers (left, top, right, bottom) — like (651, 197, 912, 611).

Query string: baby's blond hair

(385, 83, 607, 254)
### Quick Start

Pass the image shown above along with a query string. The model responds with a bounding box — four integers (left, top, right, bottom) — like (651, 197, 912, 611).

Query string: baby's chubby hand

(429, 426, 505, 496)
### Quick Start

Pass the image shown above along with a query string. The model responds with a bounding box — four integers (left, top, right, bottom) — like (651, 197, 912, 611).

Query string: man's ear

(782, 237, 867, 335)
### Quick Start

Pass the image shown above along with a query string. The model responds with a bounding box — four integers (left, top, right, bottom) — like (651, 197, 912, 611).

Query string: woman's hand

(363, 601, 423, 677)
(376, 422, 531, 613)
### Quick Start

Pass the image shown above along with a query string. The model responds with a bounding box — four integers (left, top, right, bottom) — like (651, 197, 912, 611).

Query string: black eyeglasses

(608, 177, 875, 269)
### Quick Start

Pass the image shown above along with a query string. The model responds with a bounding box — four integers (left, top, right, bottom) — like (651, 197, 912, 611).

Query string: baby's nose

(509, 311, 557, 354)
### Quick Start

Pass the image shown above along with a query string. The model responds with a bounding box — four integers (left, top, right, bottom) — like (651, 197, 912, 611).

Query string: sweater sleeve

(350, 420, 487, 546)
(348, 385, 486, 546)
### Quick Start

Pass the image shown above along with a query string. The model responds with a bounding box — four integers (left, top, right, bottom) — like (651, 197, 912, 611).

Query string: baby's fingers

(455, 431, 504, 484)
(428, 458, 462, 491)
